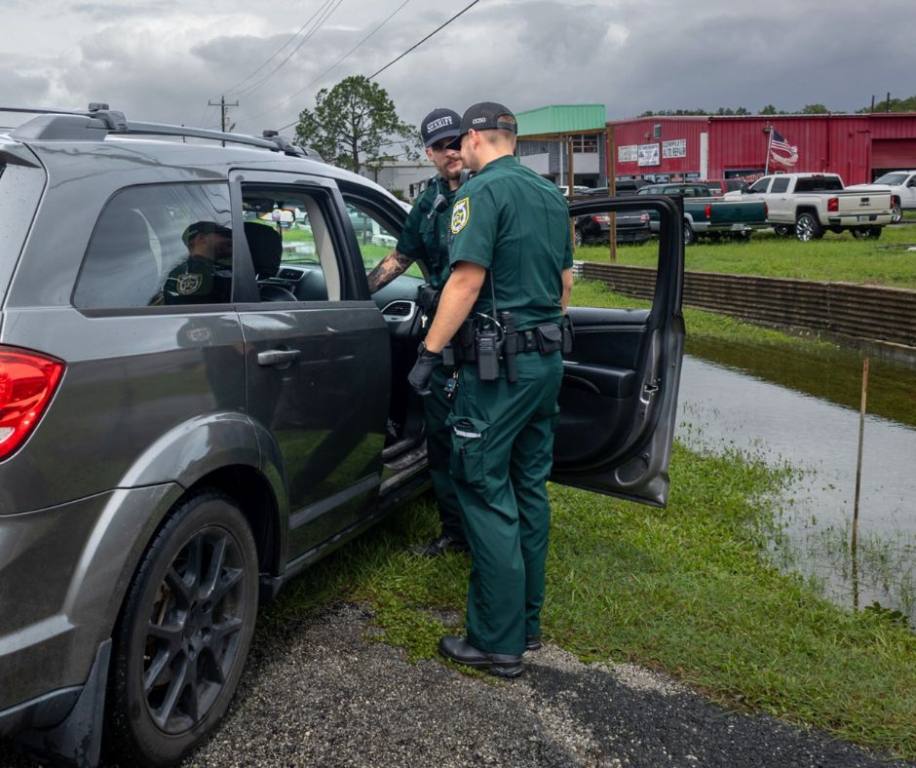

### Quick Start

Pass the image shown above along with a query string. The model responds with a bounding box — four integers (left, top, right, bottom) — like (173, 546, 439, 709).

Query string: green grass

(571, 279, 916, 428)
(263, 445, 916, 760)
(576, 227, 916, 288)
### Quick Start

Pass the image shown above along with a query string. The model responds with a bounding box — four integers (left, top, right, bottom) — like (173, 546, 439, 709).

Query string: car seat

(243, 221, 298, 302)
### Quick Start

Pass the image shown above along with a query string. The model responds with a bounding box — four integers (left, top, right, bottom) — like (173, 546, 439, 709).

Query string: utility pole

(208, 95, 239, 146)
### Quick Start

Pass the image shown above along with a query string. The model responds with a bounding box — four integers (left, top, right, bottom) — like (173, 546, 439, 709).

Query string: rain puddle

(676, 348, 916, 626)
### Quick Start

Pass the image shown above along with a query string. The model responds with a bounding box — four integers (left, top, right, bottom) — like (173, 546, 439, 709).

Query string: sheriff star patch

(176, 272, 203, 295)
(450, 196, 470, 235)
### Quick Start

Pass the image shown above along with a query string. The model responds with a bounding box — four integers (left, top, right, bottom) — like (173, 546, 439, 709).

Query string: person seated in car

(162, 221, 233, 304)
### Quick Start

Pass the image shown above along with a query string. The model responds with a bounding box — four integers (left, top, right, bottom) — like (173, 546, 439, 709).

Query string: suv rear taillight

(0, 347, 65, 461)
(827, 197, 839, 212)
(763, 201, 768, 218)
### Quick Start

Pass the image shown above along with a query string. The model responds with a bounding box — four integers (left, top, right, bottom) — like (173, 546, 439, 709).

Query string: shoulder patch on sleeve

(450, 196, 470, 234)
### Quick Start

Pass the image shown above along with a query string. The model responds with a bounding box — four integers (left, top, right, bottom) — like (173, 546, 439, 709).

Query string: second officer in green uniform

(367, 108, 468, 556)
(408, 102, 574, 677)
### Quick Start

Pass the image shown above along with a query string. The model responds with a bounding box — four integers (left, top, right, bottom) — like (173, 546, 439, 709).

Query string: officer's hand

(408, 343, 442, 396)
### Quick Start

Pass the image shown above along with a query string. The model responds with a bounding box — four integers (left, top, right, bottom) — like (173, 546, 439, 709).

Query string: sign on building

(663, 139, 687, 159)
(637, 143, 660, 166)
(618, 144, 638, 163)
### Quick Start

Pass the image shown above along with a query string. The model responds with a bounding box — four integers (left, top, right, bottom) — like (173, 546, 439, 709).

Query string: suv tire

(107, 490, 259, 767)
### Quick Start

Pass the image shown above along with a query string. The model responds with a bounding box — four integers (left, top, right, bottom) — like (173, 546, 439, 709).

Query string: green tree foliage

(759, 104, 780, 115)
(858, 94, 916, 113)
(802, 103, 830, 114)
(294, 75, 419, 174)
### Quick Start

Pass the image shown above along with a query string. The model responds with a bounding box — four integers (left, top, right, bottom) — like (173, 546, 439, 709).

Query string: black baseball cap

(182, 221, 232, 246)
(420, 108, 461, 148)
(459, 102, 517, 137)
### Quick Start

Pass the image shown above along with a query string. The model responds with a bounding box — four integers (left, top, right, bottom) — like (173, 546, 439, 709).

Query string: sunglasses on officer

(429, 137, 461, 152)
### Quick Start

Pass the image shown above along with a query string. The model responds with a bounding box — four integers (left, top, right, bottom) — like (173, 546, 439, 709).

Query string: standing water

(676, 344, 916, 625)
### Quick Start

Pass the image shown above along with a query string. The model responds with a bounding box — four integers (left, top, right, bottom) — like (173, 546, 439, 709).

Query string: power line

(274, 0, 483, 133)
(249, 0, 411, 128)
(236, 0, 344, 96)
(225, 0, 338, 96)
(368, 0, 483, 80)
(235, 0, 345, 98)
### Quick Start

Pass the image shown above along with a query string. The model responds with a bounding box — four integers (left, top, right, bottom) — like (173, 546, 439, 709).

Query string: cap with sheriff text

(459, 102, 517, 137)
(420, 108, 461, 148)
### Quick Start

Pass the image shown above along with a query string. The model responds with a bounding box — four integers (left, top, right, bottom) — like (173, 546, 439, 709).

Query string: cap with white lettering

(458, 102, 517, 137)
(420, 108, 461, 148)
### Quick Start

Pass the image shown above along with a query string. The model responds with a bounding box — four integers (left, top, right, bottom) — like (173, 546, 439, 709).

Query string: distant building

(515, 104, 608, 188)
(361, 159, 436, 201)
(609, 113, 916, 184)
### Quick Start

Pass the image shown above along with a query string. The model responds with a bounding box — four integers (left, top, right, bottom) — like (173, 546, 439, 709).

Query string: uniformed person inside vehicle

(408, 102, 574, 677)
(367, 108, 469, 557)
(163, 221, 233, 304)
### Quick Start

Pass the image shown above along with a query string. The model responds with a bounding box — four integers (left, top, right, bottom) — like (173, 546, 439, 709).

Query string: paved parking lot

(2, 602, 912, 768)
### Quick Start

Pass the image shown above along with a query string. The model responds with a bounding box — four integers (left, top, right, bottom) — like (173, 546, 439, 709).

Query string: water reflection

(677, 354, 916, 625)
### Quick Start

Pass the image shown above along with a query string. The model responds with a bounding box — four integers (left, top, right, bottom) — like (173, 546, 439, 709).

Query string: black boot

(438, 636, 523, 678)
(415, 534, 469, 557)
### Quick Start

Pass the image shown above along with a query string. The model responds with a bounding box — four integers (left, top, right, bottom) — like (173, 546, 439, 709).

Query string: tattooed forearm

(367, 250, 415, 293)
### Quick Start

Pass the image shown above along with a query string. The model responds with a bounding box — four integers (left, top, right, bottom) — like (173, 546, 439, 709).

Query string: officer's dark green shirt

(396, 176, 456, 289)
(447, 155, 572, 331)
(163, 257, 232, 304)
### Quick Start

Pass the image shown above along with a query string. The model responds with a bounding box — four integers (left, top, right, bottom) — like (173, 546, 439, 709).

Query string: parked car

(846, 170, 916, 223)
(558, 184, 593, 198)
(581, 179, 648, 197)
(700, 178, 749, 196)
(574, 209, 652, 245)
(0, 106, 686, 768)
(725, 173, 894, 240)
(637, 183, 768, 244)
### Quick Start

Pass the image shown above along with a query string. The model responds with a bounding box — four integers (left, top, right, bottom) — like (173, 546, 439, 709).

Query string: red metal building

(608, 113, 916, 184)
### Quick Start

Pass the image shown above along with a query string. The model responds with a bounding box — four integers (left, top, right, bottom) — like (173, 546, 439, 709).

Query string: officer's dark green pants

(447, 351, 563, 656)
(424, 365, 464, 541)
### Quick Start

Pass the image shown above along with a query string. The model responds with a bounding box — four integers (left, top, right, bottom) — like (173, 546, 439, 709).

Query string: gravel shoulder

(3, 602, 911, 768)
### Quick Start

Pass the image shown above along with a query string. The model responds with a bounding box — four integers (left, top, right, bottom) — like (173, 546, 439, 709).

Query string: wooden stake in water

(851, 356, 870, 610)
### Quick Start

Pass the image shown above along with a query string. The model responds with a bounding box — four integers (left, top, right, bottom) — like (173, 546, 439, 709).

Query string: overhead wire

(274, 0, 484, 132)
(224, 0, 338, 96)
(234, 0, 345, 98)
(249, 0, 411, 128)
(367, 0, 482, 80)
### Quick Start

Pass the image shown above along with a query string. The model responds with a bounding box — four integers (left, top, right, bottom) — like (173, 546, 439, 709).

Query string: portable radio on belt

(474, 272, 502, 381)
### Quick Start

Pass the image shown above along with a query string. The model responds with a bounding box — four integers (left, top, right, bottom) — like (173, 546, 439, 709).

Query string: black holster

(416, 285, 441, 314)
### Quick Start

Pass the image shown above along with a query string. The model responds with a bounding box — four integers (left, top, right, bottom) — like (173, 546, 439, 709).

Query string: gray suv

(0, 106, 685, 767)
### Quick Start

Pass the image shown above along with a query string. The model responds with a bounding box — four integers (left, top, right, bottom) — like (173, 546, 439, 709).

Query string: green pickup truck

(638, 183, 768, 245)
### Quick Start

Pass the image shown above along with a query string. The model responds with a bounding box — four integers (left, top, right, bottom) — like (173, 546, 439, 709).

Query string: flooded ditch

(676, 341, 916, 626)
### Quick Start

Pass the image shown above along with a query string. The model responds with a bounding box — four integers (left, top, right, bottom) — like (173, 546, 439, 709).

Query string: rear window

(794, 176, 843, 192)
(74, 183, 233, 309)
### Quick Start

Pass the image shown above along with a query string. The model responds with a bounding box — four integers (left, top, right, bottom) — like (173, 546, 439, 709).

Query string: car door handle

(257, 349, 301, 367)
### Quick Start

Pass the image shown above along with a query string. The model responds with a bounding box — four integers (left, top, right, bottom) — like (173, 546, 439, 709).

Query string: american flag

(769, 129, 799, 166)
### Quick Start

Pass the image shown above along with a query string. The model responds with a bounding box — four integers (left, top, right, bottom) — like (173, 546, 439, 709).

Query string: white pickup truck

(847, 170, 916, 223)
(725, 173, 893, 241)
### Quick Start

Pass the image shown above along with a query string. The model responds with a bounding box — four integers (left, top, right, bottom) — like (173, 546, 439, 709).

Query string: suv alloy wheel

(107, 491, 258, 767)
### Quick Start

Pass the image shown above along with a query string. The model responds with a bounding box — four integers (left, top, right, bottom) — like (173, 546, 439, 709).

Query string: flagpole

(764, 125, 772, 175)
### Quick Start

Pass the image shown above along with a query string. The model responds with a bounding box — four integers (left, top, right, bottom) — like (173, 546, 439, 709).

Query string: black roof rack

(3, 103, 313, 159)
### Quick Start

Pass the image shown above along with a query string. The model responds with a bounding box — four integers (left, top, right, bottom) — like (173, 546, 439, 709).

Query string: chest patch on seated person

(450, 197, 470, 234)
(176, 272, 204, 295)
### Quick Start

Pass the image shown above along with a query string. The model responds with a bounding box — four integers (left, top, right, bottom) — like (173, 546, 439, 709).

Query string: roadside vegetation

(576, 225, 916, 289)
(263, 444, 916, 761)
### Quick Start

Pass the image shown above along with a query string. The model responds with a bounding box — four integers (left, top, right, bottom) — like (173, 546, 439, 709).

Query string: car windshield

(874, 173, 909, 186)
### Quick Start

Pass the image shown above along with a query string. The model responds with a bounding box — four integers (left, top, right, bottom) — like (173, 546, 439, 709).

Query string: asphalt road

(2, 603, 912, 768)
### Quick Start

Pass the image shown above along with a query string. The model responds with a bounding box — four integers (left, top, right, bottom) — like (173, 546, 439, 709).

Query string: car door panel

(556, 196, 685, 506)
(231, 170, 390, 559)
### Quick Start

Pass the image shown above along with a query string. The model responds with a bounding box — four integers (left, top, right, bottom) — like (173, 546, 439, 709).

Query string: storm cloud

(1, 0, 913, 137)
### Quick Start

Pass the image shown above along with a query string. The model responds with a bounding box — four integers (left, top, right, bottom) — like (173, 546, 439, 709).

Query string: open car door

(553, 196, 685, 507)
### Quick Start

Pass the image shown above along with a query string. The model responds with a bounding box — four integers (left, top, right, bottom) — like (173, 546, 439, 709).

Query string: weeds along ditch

(572, 279, 916, 627)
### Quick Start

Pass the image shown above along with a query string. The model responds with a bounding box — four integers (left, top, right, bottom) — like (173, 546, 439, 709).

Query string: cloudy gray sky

(2, 0, 914, 136)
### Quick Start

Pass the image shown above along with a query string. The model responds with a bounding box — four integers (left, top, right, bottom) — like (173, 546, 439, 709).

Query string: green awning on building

(515, 104, 607, 137)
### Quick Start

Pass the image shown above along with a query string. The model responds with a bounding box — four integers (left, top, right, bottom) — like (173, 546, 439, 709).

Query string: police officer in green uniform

(366, 108, 469, 557)
(163, 221, 233, 304)
(408, 102, 574, 677)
